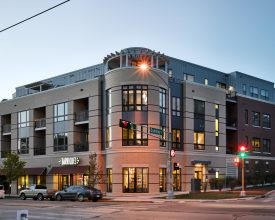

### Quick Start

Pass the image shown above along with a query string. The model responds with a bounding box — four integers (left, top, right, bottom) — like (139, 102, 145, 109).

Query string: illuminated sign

(59, 157, 80, 166)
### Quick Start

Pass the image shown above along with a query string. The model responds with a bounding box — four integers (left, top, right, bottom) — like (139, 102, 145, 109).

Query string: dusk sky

(0, 0, 274, 101)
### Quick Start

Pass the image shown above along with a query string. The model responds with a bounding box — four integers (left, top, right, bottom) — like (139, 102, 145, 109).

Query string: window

(54, 132, 68, 151)
(172, 129, 181, 150)
(261, 89, 269, 100)
(204, 78, 208, 85)
(242, 84, 246, 95)
(123, 167, 149, 193)
(122, 85, 148, 111)
(245, 109, 248, 124)
(122, 125, 148, 146)
(250, 86, 259, 98)
(18, 137, 29, 154)
(160, 126, 166, 147)
(183, 73, 194, 82)
(216, 82, 226, 89)
(106, 168, 112, 193)
(159, 168, 166, 192)
(18, 111, 29, 128)
(252, 138, 261, 152)
(172, 97, 180, 116)
(194, 131, 205, 150)
(54, 102, 68, 122)
(106, 89, 112, 148)
(263, 139, 271, 153)
(252, 111, 260, 126)
(194, 100, 205, 131)
(159, 88, 166, 114)
(262, 113, 271, 128)
(215, 104, 219, 151)
(173, 169, 181, 191)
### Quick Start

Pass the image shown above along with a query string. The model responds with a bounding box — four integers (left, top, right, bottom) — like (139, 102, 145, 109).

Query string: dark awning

(24, 167, 47, 175)
(191, 160, 211, 165)
(48, 166, 89, 175)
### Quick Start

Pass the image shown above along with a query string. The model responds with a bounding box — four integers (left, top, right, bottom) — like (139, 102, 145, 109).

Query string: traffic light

(119, 119, 136, 130)
(174, 162, 180, 170)
(234, 157, 240, 166)
(238, 145, 248, 159)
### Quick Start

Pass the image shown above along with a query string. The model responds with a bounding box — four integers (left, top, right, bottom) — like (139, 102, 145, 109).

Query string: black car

(54, 185, 103, 202)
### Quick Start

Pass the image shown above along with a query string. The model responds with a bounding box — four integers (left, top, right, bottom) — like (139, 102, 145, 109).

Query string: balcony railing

(1, 150, 11, 158)
(34, 118, 46, 129)
(75, 110, 89, 123)
(74, 143, 89, 152)
(34, 146, 46, 156)
(2, 124, 11, 134)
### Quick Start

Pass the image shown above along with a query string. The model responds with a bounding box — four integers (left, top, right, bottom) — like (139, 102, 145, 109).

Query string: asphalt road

(1, 192, 275, 220)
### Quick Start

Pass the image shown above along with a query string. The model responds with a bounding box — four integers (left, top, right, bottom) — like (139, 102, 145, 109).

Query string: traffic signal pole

(240, 158, 246, 197)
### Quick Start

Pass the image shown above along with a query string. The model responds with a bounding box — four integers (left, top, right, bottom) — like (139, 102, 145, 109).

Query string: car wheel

(92, 199, 98, 202)
(20, 193, 26, 200)
(77, 194, 84, 202)
(56, 194, 62, 201)
(37, 193, 44, 201)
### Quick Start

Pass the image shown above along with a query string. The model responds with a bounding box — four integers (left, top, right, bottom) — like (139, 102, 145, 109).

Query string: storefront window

(159, 168, 166, 192)
(123, 167, 149, 193)
(107, 168, 112, 193)
(173, 169, 181, 191)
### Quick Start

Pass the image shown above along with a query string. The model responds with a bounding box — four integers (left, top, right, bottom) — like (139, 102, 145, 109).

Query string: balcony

(2, 124, 11, 135)
(34, 146, 46, 156)
(74, 142, 89, 152)
(226, 121, 237, 130)
(75, 110, 89, 125)
(34, 118, 46, 131)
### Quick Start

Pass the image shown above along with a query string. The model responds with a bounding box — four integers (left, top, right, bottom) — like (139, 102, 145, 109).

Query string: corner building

(0, 47, 274, 196)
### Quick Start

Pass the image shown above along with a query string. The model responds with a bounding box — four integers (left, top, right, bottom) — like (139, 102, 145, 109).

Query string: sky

(0, 0, 274, 101)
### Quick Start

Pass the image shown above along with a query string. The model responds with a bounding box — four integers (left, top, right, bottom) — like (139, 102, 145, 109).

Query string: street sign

(149, 127, 163, 135)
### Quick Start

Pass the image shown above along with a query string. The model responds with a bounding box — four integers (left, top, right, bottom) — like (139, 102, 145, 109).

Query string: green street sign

(149, 127, 163, 135)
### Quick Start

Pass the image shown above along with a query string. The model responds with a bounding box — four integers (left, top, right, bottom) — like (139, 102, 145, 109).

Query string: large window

(106, 168, 112, 193)
(252, 138, 261, 152)
(159, 88, 166, 114)
(54, 132, 68, 151)
(123, 168, 149, 193)
(194, 100, 205, 150)
(262, 113, 271, 128)
(173, 169, 181, 191)
(172, 129, 181, 150)
(54, 102, 68, 122)
(18, 110, 29, 128)
(159, 168, 166, 192)
(122, 125, 148, 146)
(18, 137, 29, 154)
(250, 86, 259, 98)
(242, 84, 246, 95)
(263, 139, 271, 153)
(172, 97, 180, 116)
(245, 109, 248, 124)
(215, 104, 219, 151)
(106, 89, 112, 148)
(194, 131, 205, 150)
(261, 89, 269, 100)
(122, 85, 148, 111)
(252, 111, 260, 126)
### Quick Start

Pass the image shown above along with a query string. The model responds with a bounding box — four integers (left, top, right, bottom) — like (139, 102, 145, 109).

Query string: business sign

(59, 157, 80, 166)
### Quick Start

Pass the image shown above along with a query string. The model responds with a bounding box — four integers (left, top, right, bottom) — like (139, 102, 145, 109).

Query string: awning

(48, 166, 89, 175)
(191, 160, 211, 165)
(24, 167, 47, 175)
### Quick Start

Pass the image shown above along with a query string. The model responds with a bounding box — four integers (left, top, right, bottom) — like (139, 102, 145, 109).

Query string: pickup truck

(19, 184, 55, 201)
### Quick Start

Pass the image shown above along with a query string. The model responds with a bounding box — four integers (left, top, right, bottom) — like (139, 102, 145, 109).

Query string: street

(1, 193, 275, 220)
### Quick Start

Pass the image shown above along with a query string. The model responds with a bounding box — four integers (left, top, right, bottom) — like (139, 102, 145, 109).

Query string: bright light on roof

(139, 63, 149, 71)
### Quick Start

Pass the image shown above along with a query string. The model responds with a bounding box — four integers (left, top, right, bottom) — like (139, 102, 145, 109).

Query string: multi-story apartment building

(0, 47, 274, 195)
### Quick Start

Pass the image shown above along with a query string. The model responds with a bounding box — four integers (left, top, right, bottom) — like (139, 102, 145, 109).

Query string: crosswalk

(1, 205, 123, 220)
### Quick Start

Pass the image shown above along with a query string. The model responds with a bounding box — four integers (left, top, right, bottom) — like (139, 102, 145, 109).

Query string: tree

(86, 153, 102, 187)
(1, 152, 26, 194)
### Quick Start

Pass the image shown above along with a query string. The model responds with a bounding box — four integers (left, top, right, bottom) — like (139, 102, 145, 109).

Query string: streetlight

(139, 62, 174, 199)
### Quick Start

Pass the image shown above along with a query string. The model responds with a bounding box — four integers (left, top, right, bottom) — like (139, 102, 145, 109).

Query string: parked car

(19, 184, 55, 201)
(54, 185, 102, 202)
(0, 185, 5, 199)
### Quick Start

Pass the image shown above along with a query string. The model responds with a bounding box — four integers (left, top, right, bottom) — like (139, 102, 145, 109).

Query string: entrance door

(62, 175, 69, 189)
